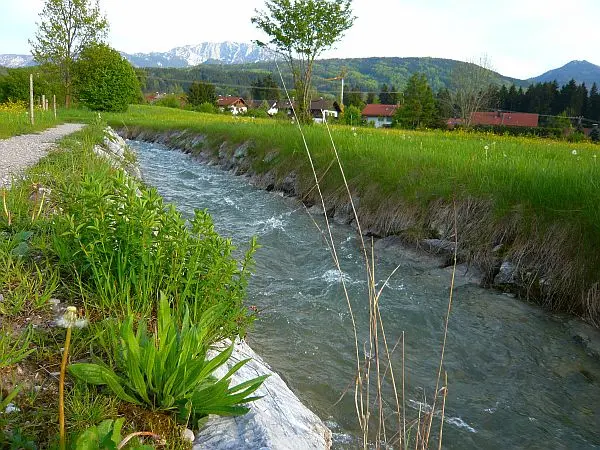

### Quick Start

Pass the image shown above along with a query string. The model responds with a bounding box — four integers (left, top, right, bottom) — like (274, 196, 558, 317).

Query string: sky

(1, 0, 599, 80)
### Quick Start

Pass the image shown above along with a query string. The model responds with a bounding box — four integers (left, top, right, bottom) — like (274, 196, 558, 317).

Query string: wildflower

(572, 150, 577, 155)
(353, 132, 357, 137)
(55, 306, 88, 329)
(484, 145, 489, 151)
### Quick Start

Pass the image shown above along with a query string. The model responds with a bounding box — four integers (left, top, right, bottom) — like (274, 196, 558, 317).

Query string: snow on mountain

(123, 41, 272, 68)
(0, 54, 35, 68)
(0, 42, 271, 69)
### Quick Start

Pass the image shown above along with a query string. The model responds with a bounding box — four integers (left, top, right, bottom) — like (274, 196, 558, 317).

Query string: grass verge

(0, 120, 262, 448)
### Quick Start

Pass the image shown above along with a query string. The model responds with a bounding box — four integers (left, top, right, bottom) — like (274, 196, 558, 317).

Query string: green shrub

(73, 44, 140, 112)
(69, 297, 267, 425)
(153, 94, 183, 109)
(194, 102, 217, 114)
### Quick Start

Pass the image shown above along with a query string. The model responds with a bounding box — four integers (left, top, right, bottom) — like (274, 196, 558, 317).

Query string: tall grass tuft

(51, 166, 257, 336)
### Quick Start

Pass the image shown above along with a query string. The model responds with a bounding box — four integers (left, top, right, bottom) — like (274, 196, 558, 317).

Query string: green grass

(62, 105, 600, 322)
(0, 109, 66, 139)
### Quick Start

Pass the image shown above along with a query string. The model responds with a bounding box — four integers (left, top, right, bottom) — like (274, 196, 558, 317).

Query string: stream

(130, 140, 600, 449)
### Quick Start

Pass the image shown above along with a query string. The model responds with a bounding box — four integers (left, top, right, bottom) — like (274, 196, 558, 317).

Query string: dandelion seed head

(484, 145, 489, 151)
(572, 150, 577, 155)
(56, 306, 88, 329)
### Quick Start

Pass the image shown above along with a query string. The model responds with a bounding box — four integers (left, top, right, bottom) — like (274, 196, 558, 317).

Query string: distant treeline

(489, 80, 600, 125)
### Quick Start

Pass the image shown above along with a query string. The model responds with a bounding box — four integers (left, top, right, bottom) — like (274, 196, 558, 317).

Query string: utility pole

(324, 67, 348, 113)
(29, 74, 34, 125)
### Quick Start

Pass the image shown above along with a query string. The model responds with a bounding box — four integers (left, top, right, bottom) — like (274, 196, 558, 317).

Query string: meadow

(0, 100, 65, 139)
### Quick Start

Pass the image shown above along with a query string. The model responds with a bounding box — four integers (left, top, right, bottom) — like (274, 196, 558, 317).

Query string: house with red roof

(470, 111, 539, 127)
(361, 104, 399, 128)
(217, 96, 248, 115)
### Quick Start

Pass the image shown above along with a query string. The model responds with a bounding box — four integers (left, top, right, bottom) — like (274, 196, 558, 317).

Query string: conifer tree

(394, 73, 435, 129)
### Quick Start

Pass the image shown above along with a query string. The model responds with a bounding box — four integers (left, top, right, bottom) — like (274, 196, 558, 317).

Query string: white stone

(4, 403, 20, 414)
(182, 428, 195, 442)
(193, 339, 331, 450)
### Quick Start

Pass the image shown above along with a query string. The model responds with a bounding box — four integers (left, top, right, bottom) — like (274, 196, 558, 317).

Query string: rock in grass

(494, 261, 517, 285)
(182, 428, 195, 442)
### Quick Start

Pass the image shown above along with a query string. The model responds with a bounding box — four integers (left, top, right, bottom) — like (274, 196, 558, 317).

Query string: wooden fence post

(53, 95, 57, 119)
(29, 74, 34, 125)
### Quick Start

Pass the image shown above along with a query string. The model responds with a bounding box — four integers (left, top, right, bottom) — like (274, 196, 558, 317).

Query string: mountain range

(0, 42, 271, 69)
(1, 42, 600, 89)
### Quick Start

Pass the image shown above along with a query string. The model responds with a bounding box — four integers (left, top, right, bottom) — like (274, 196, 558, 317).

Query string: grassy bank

(0, 121, 263, 448)
(0, 101, 66, 138)
(62, 105, 600, 324)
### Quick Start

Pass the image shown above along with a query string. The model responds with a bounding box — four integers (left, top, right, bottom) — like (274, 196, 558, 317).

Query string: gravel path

(0, 123, 85, 187)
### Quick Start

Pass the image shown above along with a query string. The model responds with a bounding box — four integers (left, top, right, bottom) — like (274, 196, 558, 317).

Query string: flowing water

(131, 140, 600, 449)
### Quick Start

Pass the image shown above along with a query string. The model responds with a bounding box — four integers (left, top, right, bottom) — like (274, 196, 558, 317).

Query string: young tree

(366, 92, 376, 104)
(341, 104, 362, 126)
(252, 0, 355, 123)
(30, 0, 108, 108)
(187, 81, 217, 106)
(451, 55, 496, 127)
(394, 73, 435, 129)
(73, 43, 139, 112)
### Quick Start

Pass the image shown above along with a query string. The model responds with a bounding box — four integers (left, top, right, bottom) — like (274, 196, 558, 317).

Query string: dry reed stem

(425, 199, 459, 445)
(273, 60, 365, 431)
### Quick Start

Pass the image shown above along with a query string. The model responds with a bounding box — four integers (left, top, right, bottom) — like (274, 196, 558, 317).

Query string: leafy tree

(366, 92, 376, 104)
(341, 104, 362, 125)
(73, 44, 139, 112)
(0, 68, 60, 103)
(187, 81, 217, 106)
(30, 0, 108, 107)
(251, 74, 280, 101)
(394, 73, 435, 129)
(252, 0, 355, 123)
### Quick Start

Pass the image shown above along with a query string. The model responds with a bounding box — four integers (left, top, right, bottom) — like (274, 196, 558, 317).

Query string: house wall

(365, 116, 393, 128)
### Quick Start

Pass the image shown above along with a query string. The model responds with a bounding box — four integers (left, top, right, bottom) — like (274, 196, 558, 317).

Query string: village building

(309, 99, 342, 123)
(217, 96, 248, 115)
(448, 111, 539, 128)
(361, 104, 398, 128)
(470, 111, 539, 127)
